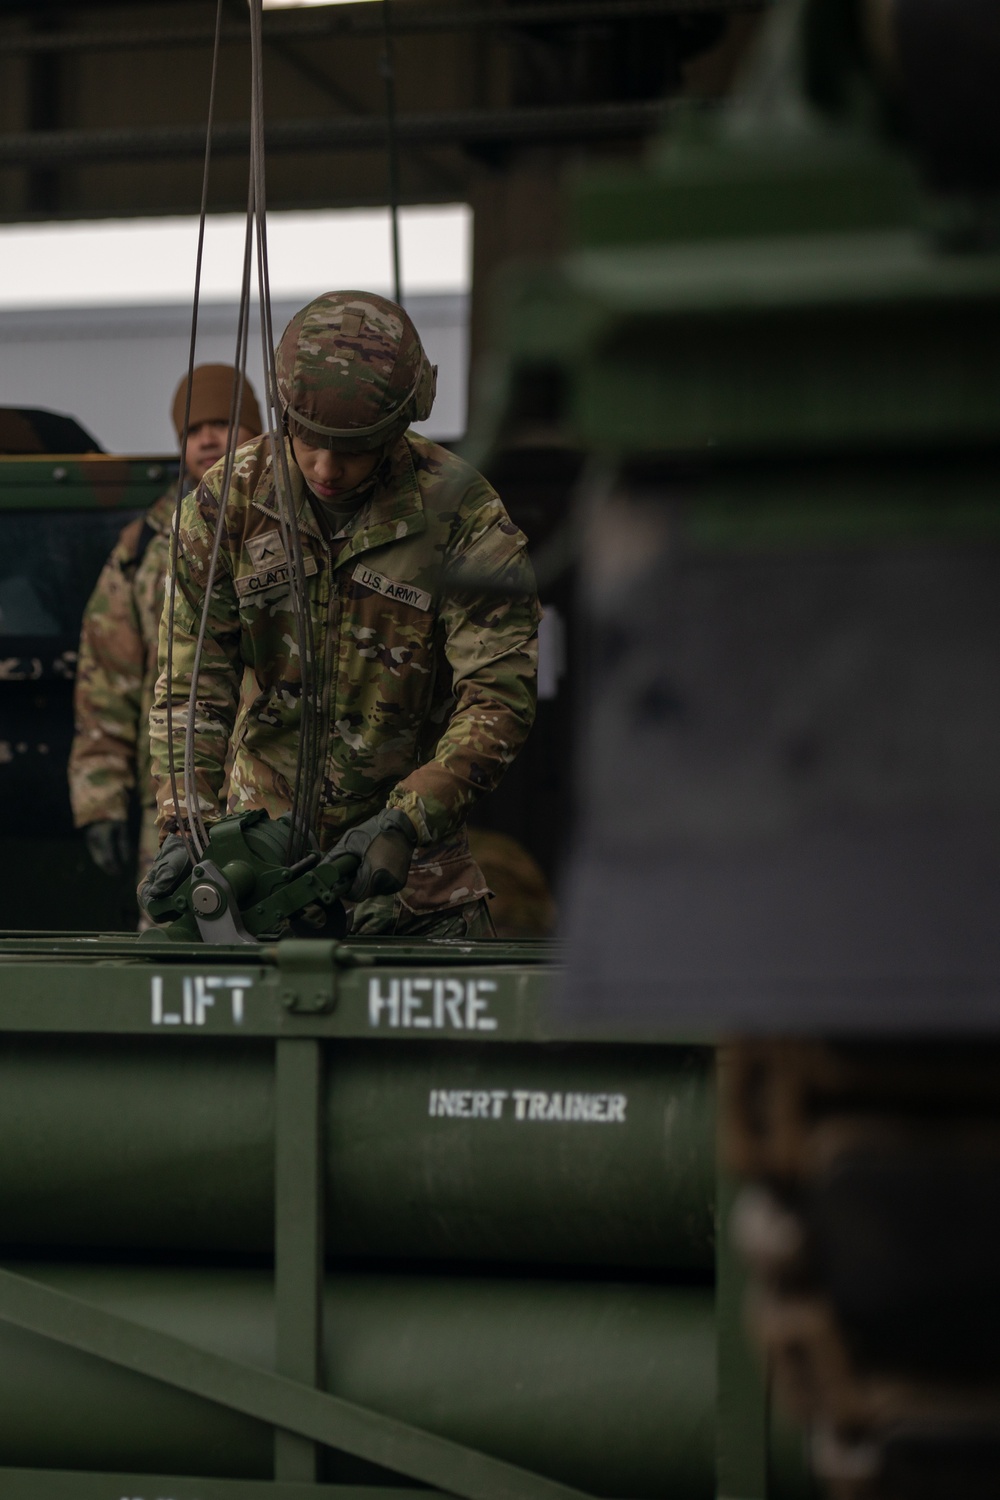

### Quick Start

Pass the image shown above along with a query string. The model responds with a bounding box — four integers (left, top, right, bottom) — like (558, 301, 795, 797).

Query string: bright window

(0, 205, 470, 310)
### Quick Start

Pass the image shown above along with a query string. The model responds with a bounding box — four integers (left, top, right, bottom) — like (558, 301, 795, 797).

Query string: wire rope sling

(147, 0, 409, 944)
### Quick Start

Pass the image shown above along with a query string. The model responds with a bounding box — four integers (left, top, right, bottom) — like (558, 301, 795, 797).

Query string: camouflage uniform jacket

(69, 488, 178, 829)
(150, 432, 539, 908)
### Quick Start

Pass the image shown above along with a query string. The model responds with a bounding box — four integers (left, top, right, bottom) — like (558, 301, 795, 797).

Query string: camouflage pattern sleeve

(68, 528, 146, 828)
(385, 494, 541, 844)
(149, 484, 242, 837)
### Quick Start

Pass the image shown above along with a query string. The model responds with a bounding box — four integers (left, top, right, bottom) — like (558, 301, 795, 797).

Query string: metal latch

(275, 938, 343, 1015)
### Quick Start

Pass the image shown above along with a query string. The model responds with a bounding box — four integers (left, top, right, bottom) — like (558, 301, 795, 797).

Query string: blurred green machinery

(462, 1, 1000, 1496)
(0, 932, 813, 1499)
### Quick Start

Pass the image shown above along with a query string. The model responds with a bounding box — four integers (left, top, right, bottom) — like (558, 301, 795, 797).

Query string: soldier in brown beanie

(69, 365, 262, 891)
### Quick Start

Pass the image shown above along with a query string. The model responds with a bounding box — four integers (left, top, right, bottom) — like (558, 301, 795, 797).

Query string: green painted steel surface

(571, 136, 921, 248)
(0, 454, 171, 512)
(0, 1265, 590, 1500)
(0, 932, 706, 1043)
(275, 1038, 326, 1482)
(0, 1476, 441, 1500)
(0, 934, 801, 1497)
(471, 227, 1000, 464)
(0, 1037, 712, 1268)
(465, 102, 1000, 474)
(0, 1268, 714, 1498)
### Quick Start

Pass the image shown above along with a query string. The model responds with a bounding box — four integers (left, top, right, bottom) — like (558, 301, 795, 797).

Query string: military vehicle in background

(0, 410, 171, 927)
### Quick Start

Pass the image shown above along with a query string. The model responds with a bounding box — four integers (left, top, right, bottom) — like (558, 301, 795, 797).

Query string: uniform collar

(251, 434, 425, 556)
(340, 436, 425, 560)
(251, 438, 324, 540)
(146, 482, 184, 535)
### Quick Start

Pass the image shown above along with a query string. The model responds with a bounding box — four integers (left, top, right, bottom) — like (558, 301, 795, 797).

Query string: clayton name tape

(235, 556, 318, 598)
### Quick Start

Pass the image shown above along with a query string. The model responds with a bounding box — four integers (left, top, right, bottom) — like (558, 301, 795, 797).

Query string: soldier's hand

(138, 833, 192, 910)
(323, 808, 417, 901)
(84, 820, 134, 879)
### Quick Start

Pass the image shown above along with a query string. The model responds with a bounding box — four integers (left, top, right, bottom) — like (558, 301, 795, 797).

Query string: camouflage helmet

(275, 291, 437, 453)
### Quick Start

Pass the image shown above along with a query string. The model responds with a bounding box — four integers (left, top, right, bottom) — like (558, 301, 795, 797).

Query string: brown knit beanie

(171, 364, 263, 441)
(466, 830, 556, 940)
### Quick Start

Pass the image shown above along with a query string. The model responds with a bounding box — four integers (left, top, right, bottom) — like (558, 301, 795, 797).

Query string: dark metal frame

(0, 935, 768, 1500)
(0, 2, 770, 58)
(0, 101, 676, 171)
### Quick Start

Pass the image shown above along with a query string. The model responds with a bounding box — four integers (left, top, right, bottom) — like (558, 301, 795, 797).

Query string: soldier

(142, 292, 540, 937)
(467, 829, 556, 939)
(69, 365, 262, 889)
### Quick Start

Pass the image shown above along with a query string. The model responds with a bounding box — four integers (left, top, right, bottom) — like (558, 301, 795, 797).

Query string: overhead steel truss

(0, 100, 687, 169)
(0, 0, 770, 57)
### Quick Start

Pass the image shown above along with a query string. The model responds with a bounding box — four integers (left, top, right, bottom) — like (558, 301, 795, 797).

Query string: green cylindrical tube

(328, 1041, 713, 1267)
(0, 1268, 715, 1499)
(0, 1040, 713, 1267)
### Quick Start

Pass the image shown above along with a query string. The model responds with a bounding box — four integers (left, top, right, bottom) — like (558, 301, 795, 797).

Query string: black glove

(138, 833, 192, 910)
(84, 820, 134, 878)
(325, 808, 417, 901)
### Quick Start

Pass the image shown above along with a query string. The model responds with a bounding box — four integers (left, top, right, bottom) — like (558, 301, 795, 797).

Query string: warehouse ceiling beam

(0, 100, 677, 168)
(0, 0, 770, 56)
(261, 32, 464, 195)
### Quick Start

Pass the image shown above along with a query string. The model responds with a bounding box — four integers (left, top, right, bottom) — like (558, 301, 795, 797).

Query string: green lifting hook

(142, 810, 357, 944)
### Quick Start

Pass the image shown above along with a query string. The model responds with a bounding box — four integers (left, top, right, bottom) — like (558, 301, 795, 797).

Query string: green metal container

(0, 933, 795, 1499)
(0, 1267, 712, 1497)
(0, 1038, 712, 1269)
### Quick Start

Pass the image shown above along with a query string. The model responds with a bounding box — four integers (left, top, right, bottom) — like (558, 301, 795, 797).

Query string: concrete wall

(0, 292, 468, 453)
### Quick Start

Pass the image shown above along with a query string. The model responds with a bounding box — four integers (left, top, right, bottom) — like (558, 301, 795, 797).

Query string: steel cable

(180, 182, 256, 856)
(170, 0, 318, 862)
(247, 0, 321, 865)
(168, 0, 407, 872)
(381, 0, 402, 306)
(165, 0, 225, 861)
